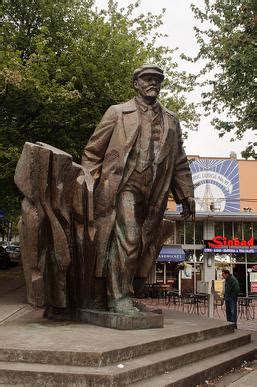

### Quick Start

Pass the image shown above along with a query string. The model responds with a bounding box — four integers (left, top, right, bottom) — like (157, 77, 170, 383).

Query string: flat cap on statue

(133, 64, 165, 81)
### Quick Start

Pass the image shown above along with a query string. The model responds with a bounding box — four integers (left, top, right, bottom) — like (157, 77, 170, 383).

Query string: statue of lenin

(82, 64, 195, 314)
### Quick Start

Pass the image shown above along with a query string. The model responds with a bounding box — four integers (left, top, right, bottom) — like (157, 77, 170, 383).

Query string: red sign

(208, 236, 254, 248)
(250, 282, 257, 293)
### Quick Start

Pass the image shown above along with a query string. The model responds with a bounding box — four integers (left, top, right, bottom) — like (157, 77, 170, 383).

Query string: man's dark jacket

(224, 275, 240, 299)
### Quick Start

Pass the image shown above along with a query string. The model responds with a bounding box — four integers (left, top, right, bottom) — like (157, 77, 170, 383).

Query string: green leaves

(191, 0, 256, 159)
(1, 0, 199, 220)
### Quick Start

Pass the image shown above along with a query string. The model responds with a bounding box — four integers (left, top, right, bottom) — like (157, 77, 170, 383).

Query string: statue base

(79, 308, 163, 329)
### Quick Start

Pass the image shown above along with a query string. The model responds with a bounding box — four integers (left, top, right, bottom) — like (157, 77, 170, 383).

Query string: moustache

(146, 87, 159, 92)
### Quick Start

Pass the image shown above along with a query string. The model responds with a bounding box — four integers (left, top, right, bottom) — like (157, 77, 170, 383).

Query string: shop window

(185, 249, 194, 262)
(215, 222, 223, 237)
(233, 265, 246, 296)
(185, 221, 194, 244)
(195, 263, 203, 282)
(176, 221, 184, 244)
(233, 253, 245, 263)
(163, 220, 175, 245)
(215, 254, 231, 265)
(164, 234, 175, 245)
(243, 222, 253, 240)
(233, 222, 242, 239)
(195, 263, 203, 271)
(195, 221, 204, 244)
(175, 221, 207, 245)
(195, 251, 204, 262)
(247, 264, 257, 294)
(215, 267, 224, 281)
(224, 222, 233, 239)
(165, 262, 178, 289)
(231, 255, 236, 264)
(253, 223, 257, 239)
(247, 254, 257, 263)
(155, 263, 165, 283)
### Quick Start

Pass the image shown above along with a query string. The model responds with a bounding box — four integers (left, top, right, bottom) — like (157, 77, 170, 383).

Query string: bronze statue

(15, 64, 194, 324)
(82, 64, 195, 314)
(14, 143, 96, 319)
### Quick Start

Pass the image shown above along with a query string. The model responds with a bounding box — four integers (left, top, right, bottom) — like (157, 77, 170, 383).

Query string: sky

(95, 0, 253, 158)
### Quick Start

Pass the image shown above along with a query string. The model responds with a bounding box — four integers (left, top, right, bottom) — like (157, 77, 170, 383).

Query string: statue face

(134, 74, 162, 101)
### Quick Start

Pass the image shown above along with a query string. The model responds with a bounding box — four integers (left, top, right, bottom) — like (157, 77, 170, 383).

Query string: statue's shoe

(109, 297, 140, 315)
(43, 306, 72, 321)
(133, 300, 162, 314)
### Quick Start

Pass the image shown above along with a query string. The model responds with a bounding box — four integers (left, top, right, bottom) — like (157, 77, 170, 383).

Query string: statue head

(133, 64, 164, 103)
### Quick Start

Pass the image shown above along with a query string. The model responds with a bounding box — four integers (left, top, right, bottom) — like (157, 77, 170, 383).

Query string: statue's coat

(82, 98, 194, 278)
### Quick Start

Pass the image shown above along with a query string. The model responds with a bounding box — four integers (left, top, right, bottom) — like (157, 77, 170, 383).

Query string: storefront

(155, 245, 185, 289)
(205, 219, 257, 296)
(153, 215, 257, 296)
(150, 156, 257, 296)
(151, 219, 205, 293)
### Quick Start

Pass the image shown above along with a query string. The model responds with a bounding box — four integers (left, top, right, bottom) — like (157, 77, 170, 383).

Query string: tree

(190, 0, 256, 159)
(1, 0, 199, 220)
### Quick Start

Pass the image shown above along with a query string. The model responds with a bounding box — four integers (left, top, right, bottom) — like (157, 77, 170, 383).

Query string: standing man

(222, 269, 240, 327)
(82, 64, 195, 314)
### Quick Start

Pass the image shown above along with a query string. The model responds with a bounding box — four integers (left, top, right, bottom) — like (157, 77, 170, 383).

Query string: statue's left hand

(180, 197, 195, 221)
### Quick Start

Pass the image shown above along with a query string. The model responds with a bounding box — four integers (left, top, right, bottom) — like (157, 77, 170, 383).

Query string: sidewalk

(0, 266, 33, 324)
(212, 360, 257, 386)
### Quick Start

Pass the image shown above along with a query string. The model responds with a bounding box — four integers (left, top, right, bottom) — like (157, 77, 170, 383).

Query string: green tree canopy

(1, 0, 199, 220)
(190, 0, 256, 159)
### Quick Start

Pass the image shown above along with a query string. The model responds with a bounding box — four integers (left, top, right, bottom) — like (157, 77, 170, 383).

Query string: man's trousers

(225, 296, 238, 325)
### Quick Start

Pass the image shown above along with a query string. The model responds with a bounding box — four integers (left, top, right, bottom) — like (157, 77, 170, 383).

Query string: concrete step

(0, 323, 234, 367)
(131, 342, 257, 387)
(0, 331, 253, 386)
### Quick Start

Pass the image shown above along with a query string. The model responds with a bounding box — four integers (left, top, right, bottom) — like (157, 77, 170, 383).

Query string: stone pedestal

(79, 309, 163, 329)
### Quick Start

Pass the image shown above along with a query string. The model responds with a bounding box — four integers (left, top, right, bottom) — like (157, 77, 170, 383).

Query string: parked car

(0, 246, 11, 269)
(3, 244, 21, 262)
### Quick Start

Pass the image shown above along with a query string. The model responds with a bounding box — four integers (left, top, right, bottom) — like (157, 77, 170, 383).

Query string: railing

(238, 296, 255, 320)
(137, 285, 257, 321)
(139, 285, 209, 316)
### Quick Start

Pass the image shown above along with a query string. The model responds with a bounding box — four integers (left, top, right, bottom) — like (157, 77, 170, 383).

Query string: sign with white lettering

(189, 159, 240, 212)
(204, 248, 257, 253)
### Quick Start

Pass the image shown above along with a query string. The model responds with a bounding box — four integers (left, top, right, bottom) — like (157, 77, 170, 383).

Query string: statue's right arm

(81, 106, 117, 185)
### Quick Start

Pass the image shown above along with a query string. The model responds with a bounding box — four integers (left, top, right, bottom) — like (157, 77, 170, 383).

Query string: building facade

(152, 156, 257, 297)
